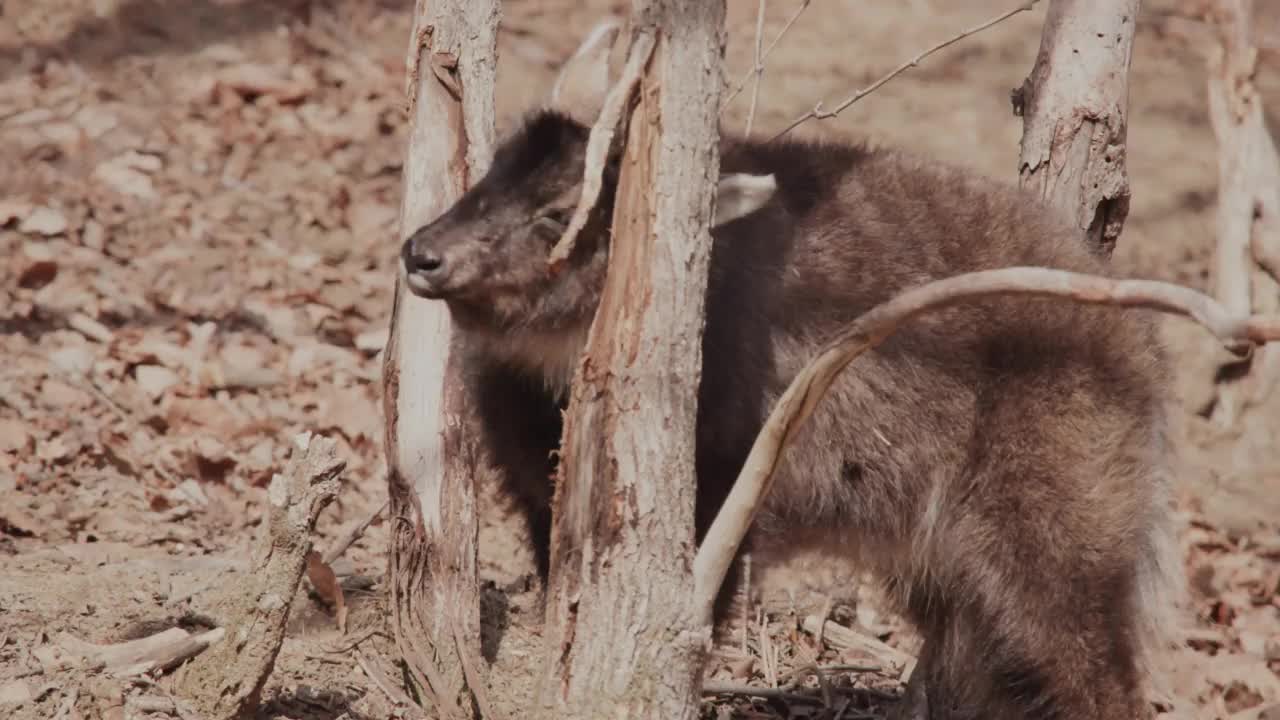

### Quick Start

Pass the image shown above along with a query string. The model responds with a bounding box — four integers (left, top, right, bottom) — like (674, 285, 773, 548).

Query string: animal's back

(700, 136, 1180, 718)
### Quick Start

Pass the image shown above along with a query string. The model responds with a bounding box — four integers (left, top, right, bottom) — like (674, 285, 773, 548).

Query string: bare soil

(0, 1, 1277, 719)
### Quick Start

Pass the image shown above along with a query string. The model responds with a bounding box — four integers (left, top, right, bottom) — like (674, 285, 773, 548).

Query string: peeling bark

(535, 2, 727, 718)
(1014, 0, 1141, 256)
(382, 1, 499, 717)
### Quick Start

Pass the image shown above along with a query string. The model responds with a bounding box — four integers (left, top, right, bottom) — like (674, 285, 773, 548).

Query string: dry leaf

(217, 63, 316, 103)
(0, 198, 34, 226)
(306, 550, 348, 633)
(93, 152, 161, 201)
(19, 206, 69, 236)
(72, 106, 118, 138)
(354, 328, 386, 354)
(18, 258, 58, 289)
(50, 346, 96, 376)
(134, 365, 179, 399)
(81, 219, 106, 250)
(0, 505, 40, 538)
(0, 419, 32, 454)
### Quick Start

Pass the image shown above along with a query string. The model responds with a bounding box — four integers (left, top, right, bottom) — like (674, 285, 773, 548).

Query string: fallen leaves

(93, 151, 162, 200)
(19, 206, 69, 236)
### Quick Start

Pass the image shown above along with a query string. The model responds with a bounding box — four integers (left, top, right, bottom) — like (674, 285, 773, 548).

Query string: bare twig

(740, 553, 751, 654)
(322, 499, 388, 564)
(548, 29, 658, 269)
(814, 595, 834, 651)
(781, 663, 833, 707)
(744, 0, 767, 137)
(723, 0, 812, 110)
(701, 681, 881, 716)
(691, 266, 1280, 617)
(770, 1, 1041, 141)
(320, 628, 388, 655)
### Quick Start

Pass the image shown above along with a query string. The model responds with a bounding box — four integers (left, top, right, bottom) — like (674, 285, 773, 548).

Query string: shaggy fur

(401, 109, 1185, 720)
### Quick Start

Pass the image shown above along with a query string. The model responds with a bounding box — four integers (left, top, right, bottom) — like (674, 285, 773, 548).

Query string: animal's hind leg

(904, 485, 1155, 719)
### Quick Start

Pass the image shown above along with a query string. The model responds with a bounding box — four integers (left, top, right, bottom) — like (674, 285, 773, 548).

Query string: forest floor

(1, 0, 1278, 718)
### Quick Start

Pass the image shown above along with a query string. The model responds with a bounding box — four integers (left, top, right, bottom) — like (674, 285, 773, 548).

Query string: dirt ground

(1, 0, 1277, 718)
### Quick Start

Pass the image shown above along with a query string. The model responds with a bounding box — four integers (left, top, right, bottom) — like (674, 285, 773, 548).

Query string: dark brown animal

(399, 58, 1184, 720)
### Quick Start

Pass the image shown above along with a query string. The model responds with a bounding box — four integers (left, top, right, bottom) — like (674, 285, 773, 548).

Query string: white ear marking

(713, 173, 777, 227)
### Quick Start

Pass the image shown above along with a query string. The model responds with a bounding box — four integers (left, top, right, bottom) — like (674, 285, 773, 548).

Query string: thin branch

(744, 0, 768, 138)
(723, 0, 812, 111)
(323, 499, 388, 565)
(769, 0, 1041, 141)
(548, 29, 658, 270)
(691, 266, 1280, 616)
(701, 680, 881, 717)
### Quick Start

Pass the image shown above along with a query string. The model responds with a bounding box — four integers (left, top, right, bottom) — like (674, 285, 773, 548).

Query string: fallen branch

(701, 679, 886, 716)
(322, 499, 388, 565)
(770, 0, 1040, 141)
(548, 27, 657, 270)
(175, 432, 345, 719)
(691, 267, 1280, 619)
(53, 627, 225, 678)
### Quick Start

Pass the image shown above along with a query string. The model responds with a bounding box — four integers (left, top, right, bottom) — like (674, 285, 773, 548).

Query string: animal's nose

(408, 253, 443, 274)
(402, 242, 444, 276)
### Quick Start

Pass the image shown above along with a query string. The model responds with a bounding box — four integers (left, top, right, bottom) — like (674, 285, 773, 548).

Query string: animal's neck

(473, 325, 589, 400)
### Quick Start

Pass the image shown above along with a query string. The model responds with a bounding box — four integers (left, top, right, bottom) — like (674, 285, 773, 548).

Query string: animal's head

(400, 17, 777, 338)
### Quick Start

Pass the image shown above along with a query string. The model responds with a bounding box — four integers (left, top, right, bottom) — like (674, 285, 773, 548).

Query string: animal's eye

(532, 209, 569, 242)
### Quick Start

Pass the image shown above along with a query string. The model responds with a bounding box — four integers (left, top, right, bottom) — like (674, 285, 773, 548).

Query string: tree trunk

(1203, 0, 1280, 422)
(1013, 0, 1141, 256)
(381, 2, 499, 718)
(535, 1, 727, 718)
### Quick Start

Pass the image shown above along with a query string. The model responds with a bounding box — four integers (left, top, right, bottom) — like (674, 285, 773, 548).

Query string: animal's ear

(548, 16, 624, 125)
(713, 173, 777, 227)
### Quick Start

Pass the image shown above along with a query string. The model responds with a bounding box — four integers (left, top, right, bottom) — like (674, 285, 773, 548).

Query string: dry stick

(55, 627, 226, 678)
(701, 681, 881, 714)
(769, 0, 1041, 141)
(322, 499, 388, 565)
(723, 0, 812, 110)
(799, 616, 913, 673)
(547, 29, 658, 270)
(691, 266, 1280, 616)
(744, 0, 767, 138)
